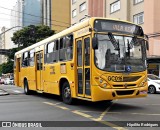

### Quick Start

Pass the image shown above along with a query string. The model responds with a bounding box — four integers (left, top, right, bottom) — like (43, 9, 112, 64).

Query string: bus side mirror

(92, 37, 98, 50)
(146, 41, 149, 50)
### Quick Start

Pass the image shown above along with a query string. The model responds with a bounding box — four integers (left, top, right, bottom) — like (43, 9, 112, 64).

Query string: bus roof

(15, 17, 141, 56)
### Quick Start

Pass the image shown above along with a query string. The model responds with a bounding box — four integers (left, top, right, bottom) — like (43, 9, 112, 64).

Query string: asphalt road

(0, 85, 160, 130)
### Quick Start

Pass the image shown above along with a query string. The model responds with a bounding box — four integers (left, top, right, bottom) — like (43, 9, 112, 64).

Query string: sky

(0, 0, 17, 29)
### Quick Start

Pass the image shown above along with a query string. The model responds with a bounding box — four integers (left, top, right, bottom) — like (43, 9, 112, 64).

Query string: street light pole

(0, 26, 22, 36)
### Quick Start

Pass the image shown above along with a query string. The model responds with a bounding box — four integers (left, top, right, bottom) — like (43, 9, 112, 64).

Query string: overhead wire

(0, 12, 69, 28)
(0, 6, 71, 26)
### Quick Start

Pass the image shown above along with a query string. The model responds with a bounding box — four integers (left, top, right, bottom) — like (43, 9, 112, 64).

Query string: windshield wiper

(129, 36, 137, 49)
(108, 32, 119, 50)
(108, 32, 120, 57)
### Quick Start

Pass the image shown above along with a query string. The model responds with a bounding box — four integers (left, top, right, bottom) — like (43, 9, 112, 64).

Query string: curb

(0, 89, 9, 96)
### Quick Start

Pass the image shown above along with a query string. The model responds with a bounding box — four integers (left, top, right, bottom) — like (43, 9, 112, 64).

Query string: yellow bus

(14, 17, 149, 104)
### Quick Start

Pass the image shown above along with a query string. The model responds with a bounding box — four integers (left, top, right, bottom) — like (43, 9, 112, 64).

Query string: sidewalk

(0, 89, 9, 96)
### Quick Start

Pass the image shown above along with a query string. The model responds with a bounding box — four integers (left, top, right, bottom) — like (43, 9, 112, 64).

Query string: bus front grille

(113, 84, 136, 88)
(116, 90, 134, 96)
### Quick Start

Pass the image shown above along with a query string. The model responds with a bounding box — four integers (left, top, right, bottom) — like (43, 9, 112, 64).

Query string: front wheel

(148, 85, 156, 94)
(62, 82, 73, 104)
(24, 80, 31, 95)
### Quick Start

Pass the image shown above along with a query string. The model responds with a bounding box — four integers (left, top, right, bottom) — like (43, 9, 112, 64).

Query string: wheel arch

(59, 77, 70, 96)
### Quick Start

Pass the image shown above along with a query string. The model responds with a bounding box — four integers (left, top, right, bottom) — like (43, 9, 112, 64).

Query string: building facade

(71, 0, 104, 25)
(42, 0, 51, 27)
(10, 0, 23, 30)
(51, 0, 71, 32)
(22, 0, 43, 26)
(144, 0, 160, 76)
(0, 27, 17, 64)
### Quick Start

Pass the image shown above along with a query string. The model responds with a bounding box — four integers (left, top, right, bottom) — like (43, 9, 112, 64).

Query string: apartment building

(51, 0, 71, 32)
(106, 0, 144, 28)
(0, 27, 17, 64)
(71, 0, 104, 25)
(144, 0, 160, 76)
(43, 0, 71, 33)
(10, 0, 23, 31)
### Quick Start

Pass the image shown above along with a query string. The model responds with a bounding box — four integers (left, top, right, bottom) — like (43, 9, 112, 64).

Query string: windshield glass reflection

(95, 34, 147, 72)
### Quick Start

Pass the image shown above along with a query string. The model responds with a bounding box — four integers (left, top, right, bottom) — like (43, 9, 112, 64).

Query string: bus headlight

(139, 78, 147, 87)
(103, 83, 107, 88)
(99, 79, 103, 83)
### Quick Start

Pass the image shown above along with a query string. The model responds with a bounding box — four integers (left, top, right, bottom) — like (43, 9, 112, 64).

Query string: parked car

(148, 74, 160, 94)
(4, 78, 14, 85)
(0, 78, 4, 84)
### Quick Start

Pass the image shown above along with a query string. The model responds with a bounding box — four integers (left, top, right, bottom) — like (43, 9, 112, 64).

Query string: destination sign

(94, 19, 144, 37)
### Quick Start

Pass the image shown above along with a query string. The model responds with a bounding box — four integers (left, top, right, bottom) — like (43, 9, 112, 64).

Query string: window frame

(28, 49, 35, 67)
(72, 9, 77, 18)
(110, 0, 120, 14)
(79, 17, 86, 23)
(22, 51, 29, 67)
(72, 0, 76, 4)
(79, 2, 86, 12)
(134, 0, 143, 5)
(133, 12, 144, 25)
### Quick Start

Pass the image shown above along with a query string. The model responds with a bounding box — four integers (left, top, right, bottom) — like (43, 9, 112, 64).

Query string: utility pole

(0, 26, 22, 36)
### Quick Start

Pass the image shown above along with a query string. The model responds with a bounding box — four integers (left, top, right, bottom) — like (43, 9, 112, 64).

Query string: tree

(0, 25, 55, 75)
(0, 60, 14, 75)
(11, 25, 55, 48)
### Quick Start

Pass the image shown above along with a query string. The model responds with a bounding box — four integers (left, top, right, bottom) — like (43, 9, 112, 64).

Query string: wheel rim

(149, 86, 155, 93)
(64, 86, 71, 99)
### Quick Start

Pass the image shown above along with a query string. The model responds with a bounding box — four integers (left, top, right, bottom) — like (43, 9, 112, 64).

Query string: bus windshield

(94, 34, 147, 73)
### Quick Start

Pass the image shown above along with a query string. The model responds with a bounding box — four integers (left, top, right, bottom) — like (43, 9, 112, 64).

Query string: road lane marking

(56, 105, 70, 110)
(120, 103, 160, 106)
(131, 113, 160, 116)
(43, 101, 126, 130)
(72, 110, 93, 118)
(96, 100, 117, 121)
(13, 90, 22, 93)
(43, 102, 61, 106)
(92, 119, 127, 130)
(96, 102, 115, 121)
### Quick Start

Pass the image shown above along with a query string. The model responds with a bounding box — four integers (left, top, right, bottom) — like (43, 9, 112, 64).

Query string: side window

(59, 34, 73, 61)
(77, 40, 82, 66)
(29, 49, 35, 66)
(22, 52, 29, 67)
(84, 38, 90, 66)
(65, 35, 73, 60)
(59, 38, 65, 61)
(46, 40, 59, 63)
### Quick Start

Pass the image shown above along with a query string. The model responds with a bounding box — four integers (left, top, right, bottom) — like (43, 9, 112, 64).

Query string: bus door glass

(76, 35, 91, 98)
(36, 51, 43, 91)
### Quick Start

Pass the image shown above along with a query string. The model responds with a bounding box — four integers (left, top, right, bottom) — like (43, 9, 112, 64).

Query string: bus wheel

(24, 80, 30, 95)
(62, 82, 73, 104)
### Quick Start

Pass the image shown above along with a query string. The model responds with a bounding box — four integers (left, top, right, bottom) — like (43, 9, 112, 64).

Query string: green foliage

(11, 25, 55, 48)
(0, 25, 55, 75)
(0, 60, 14, 75)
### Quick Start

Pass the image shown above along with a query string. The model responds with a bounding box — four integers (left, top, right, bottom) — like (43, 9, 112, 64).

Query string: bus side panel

(27, 66, 36, 91)
(43, 61, 75, 97)
(43, 63, 60, 95)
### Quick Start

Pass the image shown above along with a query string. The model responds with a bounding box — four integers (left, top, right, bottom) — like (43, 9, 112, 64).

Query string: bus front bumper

(91, 85, 148, 102)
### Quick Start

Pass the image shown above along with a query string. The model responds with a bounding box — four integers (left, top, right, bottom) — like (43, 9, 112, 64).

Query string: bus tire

(24, 80, 31, 95)
(62, 82, 73, 104)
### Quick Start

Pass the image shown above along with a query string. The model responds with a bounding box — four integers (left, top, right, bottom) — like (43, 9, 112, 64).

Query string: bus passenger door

(35, 51, 43, 91)
(15, 58, 21, 86)
(76, 36, 91, 98)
